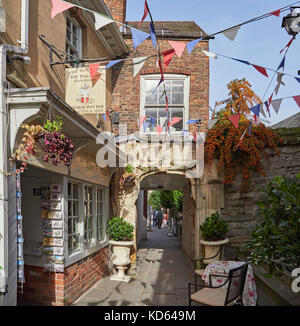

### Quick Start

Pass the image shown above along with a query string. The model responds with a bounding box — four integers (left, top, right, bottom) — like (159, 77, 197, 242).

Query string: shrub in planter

(107, 217, 134, 241)
(245, 174, 300, 277)
(200, 212, 229, 241)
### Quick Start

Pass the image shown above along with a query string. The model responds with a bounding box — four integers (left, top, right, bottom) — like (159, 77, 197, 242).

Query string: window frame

(140, 74, 190, 135)
(65, 177, 108, 266)
(66, 14, 82, 64)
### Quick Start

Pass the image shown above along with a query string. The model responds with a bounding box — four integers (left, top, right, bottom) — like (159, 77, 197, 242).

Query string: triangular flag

(208, 119, 218, 129)
(277, 56, 285, 70)
(293, 96, 300, 108)
(295, 77, 300, 84)
(252, 64, 268, 77)
(51, 0, 74, 19)
(94, 12, 114, 30)
(222, 26, 241, 41)
(106, 59, 122, 69)
(139, 116, 147, 128)
(235, 128, 248, 150)
(142, 121, 149, 132)
(157, 125, 163, 136)
(89, 63, 101, 87)
(232, 58, 250, 65)
(193, 132, 197, 142)
(160, 117, 167, 127)
(271, 99, 282, 114)
(228, 113, 240, 129)
(161, 49, 175, 68)
(275, 72, 285, 95)
(187, 119, 198, 124)
(186, 37, 202, 54)
(150, 22, 157, 47)
(140, 0, 149, 25)
(202, 50, 217, 59)
(270, 9, 281, 17)
(101, 113, 107, 121)
(250, 104, 260, 117)
(133, 57, 147, 77)
(170, 117, 182, 126)
(280, 37, 294, 54)
(248, 121, 252, 136)
(150, 116, 156, 127)
(130, 27, 150, 49)
(265, 94, 273, 117)
(168, 41, 186, 58)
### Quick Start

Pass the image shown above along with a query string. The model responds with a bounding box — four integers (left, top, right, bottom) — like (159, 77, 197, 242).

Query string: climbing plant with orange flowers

(205, 79, 282, 192)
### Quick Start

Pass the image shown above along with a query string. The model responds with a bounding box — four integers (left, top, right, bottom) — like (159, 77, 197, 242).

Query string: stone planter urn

(200, 238, 229, 264)
(109, 240, 135, 282)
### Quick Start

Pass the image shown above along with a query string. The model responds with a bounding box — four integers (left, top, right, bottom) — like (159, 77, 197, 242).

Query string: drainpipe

(0, 0, 30, 305)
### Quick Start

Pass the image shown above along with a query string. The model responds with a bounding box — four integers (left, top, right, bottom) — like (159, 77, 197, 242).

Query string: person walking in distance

(156, 206, 164, 229)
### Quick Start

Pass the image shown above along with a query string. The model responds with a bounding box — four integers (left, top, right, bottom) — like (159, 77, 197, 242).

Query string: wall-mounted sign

(65, 66, 106, 115)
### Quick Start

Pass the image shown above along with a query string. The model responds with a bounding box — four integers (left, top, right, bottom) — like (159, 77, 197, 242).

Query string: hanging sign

(65, 66, 106, 115)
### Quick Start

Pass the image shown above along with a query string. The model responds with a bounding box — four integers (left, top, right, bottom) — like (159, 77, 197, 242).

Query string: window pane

(73, 234, 80, 250)
(171, 108, 184, 131)
(73, 201, 78, 216)
(68, 219, 72, 234)
(172, 92, 184, 105)
(68, 201, 72, 216)
(145, 80, 158, 93)
(74, 218, 79, 233)
(68, 183, 72, 199)
(73, 184, 78, 199)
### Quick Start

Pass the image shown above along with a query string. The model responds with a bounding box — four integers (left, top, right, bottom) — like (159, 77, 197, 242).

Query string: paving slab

(72, 226, 194, 306)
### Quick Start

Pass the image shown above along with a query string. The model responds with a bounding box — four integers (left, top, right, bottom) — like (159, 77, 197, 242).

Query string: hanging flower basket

(119, 165, 136, 190)
(16, 116, 74, 167)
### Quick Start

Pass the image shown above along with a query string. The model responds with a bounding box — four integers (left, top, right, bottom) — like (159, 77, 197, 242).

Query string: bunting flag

(235, 128, 248, 150)
(193, 132, 197, 143)
(295, 77, 300, 84)
(168, 41, 186, 58)
(131, 27, 150, 49)
(150, 116, 156, 127)
(170, 117, 182, 126)
(161, 49, 176, 68)
(142, 121, 149, 132)
(51, 0, 74, 19)
(228, 113, 240, 129)
(89, 63, 101, 87)
(106, 59, 122, 69)
(101, 113, 107, 121)
(232, 58, 250, 65)
(265, 94, 273, 117)
(248, 121, 252, 136)
(186, 37, 202, 54)
(270, 9, 281, 17)
(208, 119, 218, 129)
(94, 12, 114, 30)
(202, 50, 217, 59)
(222, 26, 241, 41)
(106, 111, 110, 121)
(139, 116, 147, 128)
(250, 104, 260, 117)
(150, 22, 157, 47)
(277, 56, 286, 70)
(252, 64, 268, 77)
(275, 72, 285, 95)
(140, 0, 149, 25)
(187, 119, 198, 124)
(293, 96, 300, 108)
(133, 57, 147, 77)
(271, 99, 282, 114)
(280, 37, 294, 54)
(157, 125, 164, 136)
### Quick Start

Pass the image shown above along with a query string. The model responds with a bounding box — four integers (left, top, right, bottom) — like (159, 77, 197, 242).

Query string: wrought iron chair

(188, 263, 248, 306)
(194, 245, 240, 284)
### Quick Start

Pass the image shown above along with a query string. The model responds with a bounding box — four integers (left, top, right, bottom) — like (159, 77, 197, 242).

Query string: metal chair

(194, 245, 240, 284)
(188, 263, 248, 306)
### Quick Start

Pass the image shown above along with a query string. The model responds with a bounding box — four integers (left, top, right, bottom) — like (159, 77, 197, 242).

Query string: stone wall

(221, 128, 300, 246)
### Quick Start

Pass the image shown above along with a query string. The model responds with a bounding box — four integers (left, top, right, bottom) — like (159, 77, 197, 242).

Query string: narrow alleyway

(72, 227, 195, 306)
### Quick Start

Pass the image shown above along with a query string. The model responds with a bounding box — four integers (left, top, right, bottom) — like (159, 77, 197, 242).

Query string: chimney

(103, 0, 127, 24)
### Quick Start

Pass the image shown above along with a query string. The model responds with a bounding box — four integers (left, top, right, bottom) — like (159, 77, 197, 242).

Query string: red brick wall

(18, 247, 109, 306)
(110, 37, 210, 135)
(104, 0, 127, 23)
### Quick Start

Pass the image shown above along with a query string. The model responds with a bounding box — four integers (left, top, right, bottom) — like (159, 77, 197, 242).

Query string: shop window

(68, 182, 80, 254)
(66, 15, 82, 66)
(140, 74, 190, 134)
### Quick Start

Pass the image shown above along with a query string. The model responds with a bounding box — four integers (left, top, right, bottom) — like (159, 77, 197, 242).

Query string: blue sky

(126, 0, 300, 125)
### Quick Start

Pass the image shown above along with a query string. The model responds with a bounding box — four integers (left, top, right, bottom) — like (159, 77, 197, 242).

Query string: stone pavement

(72, 227, 195, 306)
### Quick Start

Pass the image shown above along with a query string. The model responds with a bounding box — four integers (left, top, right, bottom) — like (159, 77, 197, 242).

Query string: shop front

(5, 87, 113, 306)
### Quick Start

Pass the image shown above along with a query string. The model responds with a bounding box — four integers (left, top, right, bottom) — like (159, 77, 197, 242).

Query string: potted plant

(119, 164, 136, 190)
(200, 211, 229, 264)
(107, 217, 134, 282)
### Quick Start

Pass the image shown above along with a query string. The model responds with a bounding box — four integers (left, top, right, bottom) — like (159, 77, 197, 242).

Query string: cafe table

(201, 260, 257, 306)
